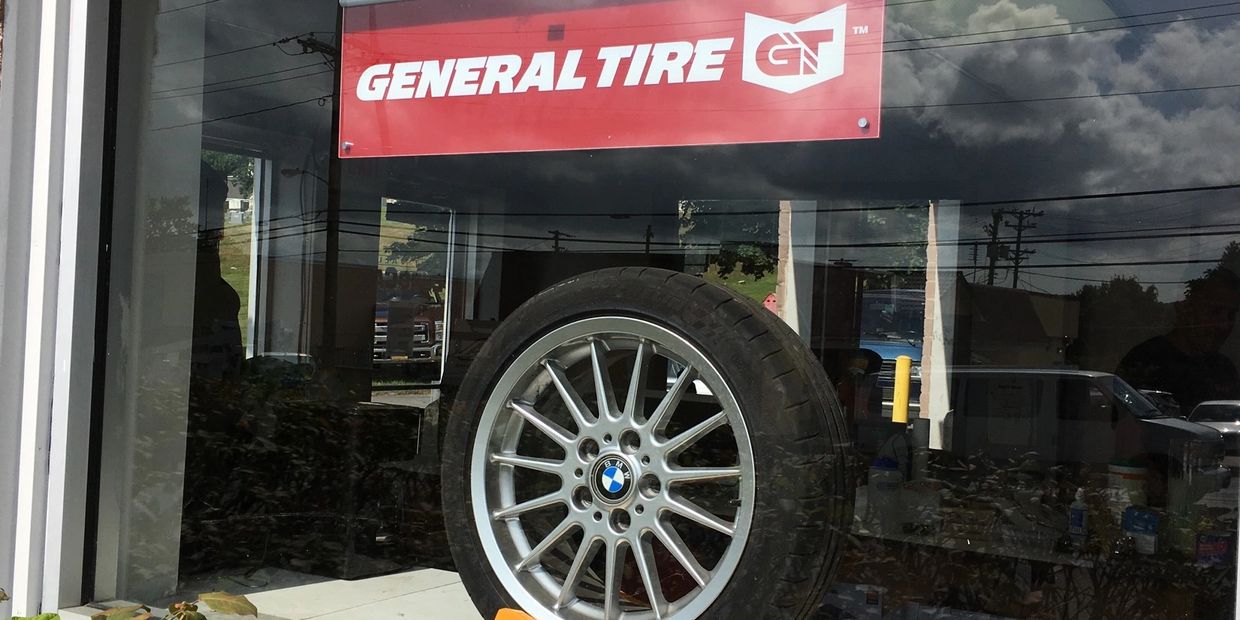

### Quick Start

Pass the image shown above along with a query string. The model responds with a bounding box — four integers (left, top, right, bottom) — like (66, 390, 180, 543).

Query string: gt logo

(742, 4, 848, 94)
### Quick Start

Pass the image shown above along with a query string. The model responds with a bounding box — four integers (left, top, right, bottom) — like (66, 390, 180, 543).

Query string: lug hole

(641, 455, 651, 465)
(620, 430, 641, 454)
(593, 511, 603, 522)
(603, 433, 613, 444)
(572, 487, 594, 511)
(578, 438, 600, 462)
(639, 474, 661, 499)
(575, 468, 584, 478)
(635, 504, 645, 515)
(610, 509, 631, 533)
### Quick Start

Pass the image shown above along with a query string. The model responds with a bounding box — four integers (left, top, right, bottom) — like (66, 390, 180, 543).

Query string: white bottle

(1068, 488, 1089, 546)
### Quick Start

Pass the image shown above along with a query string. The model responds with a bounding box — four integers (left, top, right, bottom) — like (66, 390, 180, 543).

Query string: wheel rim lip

(470, 316, 757, 620)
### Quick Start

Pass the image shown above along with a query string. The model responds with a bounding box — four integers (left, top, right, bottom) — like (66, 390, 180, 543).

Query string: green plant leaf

(167, 601, 209, 620)
(90, 605, 148, 620)
(197, 592, 258, 617)
(167, 601, 198, 616)
(14, 614, 60, 620)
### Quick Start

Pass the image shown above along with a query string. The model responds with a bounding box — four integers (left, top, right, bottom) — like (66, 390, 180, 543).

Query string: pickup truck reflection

(944, 368, 1230, 506)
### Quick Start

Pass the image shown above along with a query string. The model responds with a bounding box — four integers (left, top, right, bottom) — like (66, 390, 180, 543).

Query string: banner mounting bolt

(857, 117, 869, 129)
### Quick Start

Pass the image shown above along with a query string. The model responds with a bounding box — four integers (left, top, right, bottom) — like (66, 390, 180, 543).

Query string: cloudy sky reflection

(158, 0, 1240, 300)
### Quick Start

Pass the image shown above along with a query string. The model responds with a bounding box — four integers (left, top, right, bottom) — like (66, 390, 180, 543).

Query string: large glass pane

(93, 0, 1238, 617)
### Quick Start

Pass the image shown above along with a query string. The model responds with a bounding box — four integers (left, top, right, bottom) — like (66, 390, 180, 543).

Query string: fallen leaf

(198, 591, 258, 617)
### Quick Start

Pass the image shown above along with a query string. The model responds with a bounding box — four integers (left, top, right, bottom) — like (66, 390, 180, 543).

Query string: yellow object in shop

(892, 355, 912, 424)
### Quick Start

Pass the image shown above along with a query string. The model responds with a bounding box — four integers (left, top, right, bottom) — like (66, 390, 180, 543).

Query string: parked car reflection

(1140, 389, 1183, 418)
(1189, 400, 1240, 471)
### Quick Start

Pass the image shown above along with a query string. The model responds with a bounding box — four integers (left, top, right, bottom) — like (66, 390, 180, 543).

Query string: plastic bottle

(1068, 488, 1089, 546)
(867, 457, 904, 535)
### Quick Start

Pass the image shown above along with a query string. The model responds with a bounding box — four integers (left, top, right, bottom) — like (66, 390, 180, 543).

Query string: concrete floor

(241, 569, 481, 620)
(61, 569, 482, 620)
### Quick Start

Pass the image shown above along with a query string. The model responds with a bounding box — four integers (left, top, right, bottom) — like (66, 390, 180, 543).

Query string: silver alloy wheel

(470, 317, 756, 620)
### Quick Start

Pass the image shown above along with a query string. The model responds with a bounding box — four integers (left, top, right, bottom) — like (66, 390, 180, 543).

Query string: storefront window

(91, 1, 1238, 617)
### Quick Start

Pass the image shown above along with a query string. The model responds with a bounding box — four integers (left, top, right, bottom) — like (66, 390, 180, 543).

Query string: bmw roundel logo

(594, 457, 632, 502)
(602, 467, 625, 493)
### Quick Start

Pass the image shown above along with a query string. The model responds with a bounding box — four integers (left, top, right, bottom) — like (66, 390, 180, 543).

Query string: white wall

(0, 1, 41, 616)
(0, 0, 108, 614)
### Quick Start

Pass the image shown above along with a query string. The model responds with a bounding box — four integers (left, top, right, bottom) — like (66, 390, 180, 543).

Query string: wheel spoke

(543, 359, 597, 431)
(623, 340, 651, 419)
(646, 365, 696, 434)
(653, 520, 709, 587)
(515, 518, 578, 572)
(510, 400, 575, 447)
(492, 491, 565, 520)
(490, 452, 565, 475)
(476, 319, 757, 618)
(664, 466, 742, 485)
(633, 534, 668, 619)
(556, 537, 602, 609)
(603, 539, 629, 620)
(662, 410, 727, 455)
(666, 494, 736, 536)
(591, 339, 620, 419)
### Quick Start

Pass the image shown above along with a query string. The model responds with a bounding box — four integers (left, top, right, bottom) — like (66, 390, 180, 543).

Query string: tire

(442, 267, 853, 620)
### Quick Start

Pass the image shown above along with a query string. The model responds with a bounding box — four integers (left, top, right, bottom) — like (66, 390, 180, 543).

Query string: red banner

(339, 0, 885, 158)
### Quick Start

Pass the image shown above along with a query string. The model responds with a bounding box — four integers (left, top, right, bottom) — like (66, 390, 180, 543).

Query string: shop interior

(86, 1, 1240, 618)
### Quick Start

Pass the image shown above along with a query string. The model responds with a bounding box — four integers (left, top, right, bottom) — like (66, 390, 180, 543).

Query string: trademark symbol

(852, 25, 869, 35)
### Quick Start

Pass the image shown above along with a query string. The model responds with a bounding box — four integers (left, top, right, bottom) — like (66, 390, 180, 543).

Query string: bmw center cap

(593, 456, 633, 503)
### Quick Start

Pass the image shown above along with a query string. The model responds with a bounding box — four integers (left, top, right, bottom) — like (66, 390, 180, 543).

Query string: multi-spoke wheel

(443, 268, 852, 620)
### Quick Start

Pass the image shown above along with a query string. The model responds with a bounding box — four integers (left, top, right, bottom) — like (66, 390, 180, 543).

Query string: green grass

(701, 263, 777, 303)
(218, 220, 252, 336)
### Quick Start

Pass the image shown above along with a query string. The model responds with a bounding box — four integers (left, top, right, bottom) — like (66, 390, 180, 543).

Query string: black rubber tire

(441, 267, 854, 619)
